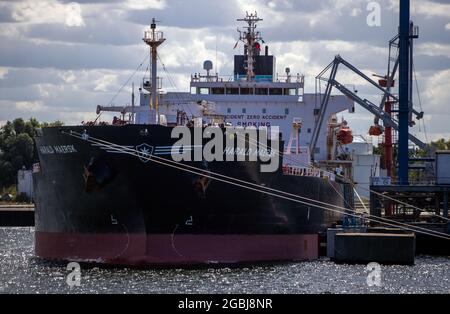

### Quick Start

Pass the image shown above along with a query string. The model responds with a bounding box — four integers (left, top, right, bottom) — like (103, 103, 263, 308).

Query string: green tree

(41, 120, 64, 128)
(430, 138, 450, 151)
(0, 118, 64, 188)
(12, 118, 26, 135)
(4, 133, 34, 170)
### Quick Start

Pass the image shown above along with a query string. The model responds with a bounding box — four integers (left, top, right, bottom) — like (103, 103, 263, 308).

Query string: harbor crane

(311, 0, 424, 185)
(311, 10, 425, 188)
(310, 54, 425, 154)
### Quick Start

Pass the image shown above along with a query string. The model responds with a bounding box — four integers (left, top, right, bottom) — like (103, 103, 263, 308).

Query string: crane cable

(413, 63, 429, 144)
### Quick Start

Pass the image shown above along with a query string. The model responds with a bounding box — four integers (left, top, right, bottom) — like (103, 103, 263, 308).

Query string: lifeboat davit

(337, 127, 354, 145)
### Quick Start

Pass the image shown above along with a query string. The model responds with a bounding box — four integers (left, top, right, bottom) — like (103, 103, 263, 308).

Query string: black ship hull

(33, 125, 345, 266)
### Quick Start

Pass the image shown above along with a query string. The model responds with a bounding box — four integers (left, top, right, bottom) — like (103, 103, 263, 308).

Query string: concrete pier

(0, 205, 34, 227)
(327, 227, 367, 259)
(334, 233, 416, 265)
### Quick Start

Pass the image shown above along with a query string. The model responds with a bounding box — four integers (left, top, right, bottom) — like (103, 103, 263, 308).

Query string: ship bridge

(189, 12, 305, 102)
(189, 73, 305, 102)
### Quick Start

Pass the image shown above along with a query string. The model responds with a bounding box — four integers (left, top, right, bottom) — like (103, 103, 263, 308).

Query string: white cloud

(15, 101, 46, 112)
(388, 0, 450, 18)
(11, 0, 85, 27)
(0, 0, 448, 140)
(65, 2, 85, 27)
(59, 71, 77, 84)
(58, 111, 98, 125)
(36, 84, 60, 98)
(94, 74, 118, 92)
(0, 24, 24, 39)
(413, 0, 450, 18)
(423, 69, 450, 113)
(125, 0, 166, 10)
(267, 0, 293, 10)
(350, 8, 362, 17)
(416, 43, 450, 57)
(236, 0, 284, 27)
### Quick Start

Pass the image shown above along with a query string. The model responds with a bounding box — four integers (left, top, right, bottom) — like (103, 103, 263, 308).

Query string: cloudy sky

(0, 0, 449, 143)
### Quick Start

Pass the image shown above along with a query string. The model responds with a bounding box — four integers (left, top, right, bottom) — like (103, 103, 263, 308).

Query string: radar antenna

(237, 12, 264, 82)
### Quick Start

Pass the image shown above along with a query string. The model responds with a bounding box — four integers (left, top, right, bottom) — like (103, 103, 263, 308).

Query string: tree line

(0, 118, 63, 188)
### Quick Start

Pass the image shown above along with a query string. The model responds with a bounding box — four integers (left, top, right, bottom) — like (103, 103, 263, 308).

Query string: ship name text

(39, 145, 78, 155)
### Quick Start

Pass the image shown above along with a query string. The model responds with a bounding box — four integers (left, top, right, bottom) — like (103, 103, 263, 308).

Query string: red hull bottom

(35, 232, 319, 266)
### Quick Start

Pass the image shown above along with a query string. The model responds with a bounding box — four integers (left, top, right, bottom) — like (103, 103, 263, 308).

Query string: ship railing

(190, 74, 305, 85)
(282, 164, 336, 181)
(371, 178, 443, 186)
(275, 74, 305, 86)
(234, 75, 273, 83)
(191, 75, 234, 83)
(143, 30, 164, 42)
(284, 147, 311, 155)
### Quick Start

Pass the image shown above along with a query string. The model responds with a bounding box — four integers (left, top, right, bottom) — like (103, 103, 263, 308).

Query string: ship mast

(143, 18, 166, 124)
(237, 12, 263, 82)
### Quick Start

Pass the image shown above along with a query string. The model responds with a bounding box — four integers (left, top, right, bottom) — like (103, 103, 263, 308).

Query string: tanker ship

(33, 13, 355, 266)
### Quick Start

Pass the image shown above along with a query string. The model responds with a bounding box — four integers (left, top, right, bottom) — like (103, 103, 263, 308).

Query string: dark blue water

(0, 228, 448, 294)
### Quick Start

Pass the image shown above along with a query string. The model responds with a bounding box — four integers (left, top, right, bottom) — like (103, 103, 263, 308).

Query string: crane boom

(310, 55, 426, 161)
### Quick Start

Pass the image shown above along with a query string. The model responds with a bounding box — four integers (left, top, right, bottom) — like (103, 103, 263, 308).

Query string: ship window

(226, 88, 239, 95)
(255, 88, 268, 95)
(284, 88, 297, 96)
(190, 87, 196, 94)
(212, 88, 225, 95)
(262, 108, 267, 114)
(242, 108, 247, 114)
(285, 108, 290, 115)
(227, 108, 232, 114)
(199, 87, 210, 95)
(240, 88, 254, 95)
(269, 88, 283, 95)
(307, 128, 312, 133)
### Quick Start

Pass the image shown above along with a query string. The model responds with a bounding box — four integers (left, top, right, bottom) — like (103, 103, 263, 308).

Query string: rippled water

(0, 228, 449, 294)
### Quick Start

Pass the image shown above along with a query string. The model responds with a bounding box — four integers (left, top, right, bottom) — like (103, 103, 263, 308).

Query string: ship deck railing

(190, 74, 305, 85)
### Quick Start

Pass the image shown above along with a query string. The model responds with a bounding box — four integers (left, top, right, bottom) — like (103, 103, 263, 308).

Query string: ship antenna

(143, 18, 166, 124)
(237, 12, 263, 82)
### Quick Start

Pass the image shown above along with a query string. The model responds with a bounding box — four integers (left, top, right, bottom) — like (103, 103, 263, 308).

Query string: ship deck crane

(310, 54, 426, 164)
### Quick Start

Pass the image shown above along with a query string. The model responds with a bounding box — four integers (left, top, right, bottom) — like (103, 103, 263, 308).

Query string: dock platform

(334, 233, 416, 265)
(0, 205, 35, 227)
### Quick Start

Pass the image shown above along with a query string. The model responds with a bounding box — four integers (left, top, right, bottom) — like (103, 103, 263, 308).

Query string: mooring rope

(61, 130, 450, 241)
(242, 132, 450, 222)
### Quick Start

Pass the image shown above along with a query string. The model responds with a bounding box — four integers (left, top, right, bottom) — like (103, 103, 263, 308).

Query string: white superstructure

(135, 12, 355, 162)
